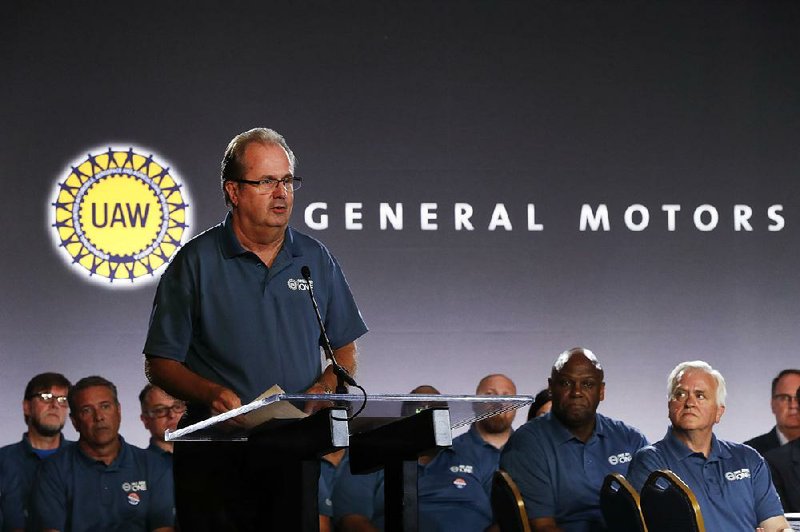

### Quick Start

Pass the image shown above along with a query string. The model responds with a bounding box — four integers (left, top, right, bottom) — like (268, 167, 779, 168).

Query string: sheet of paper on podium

(242, 384, 308, 429)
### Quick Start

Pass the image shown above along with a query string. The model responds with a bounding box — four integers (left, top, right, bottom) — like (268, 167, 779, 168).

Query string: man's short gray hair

(219, 127, 297, 206)
(667, 360, 727, 406)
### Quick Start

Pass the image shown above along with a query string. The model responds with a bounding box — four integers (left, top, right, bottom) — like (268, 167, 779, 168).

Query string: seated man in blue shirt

(627, 360, 789, 532)
(138, 383, 185, 457)
(500, 348, 649, 532)
(452, 374, 518, 497)
(0, 372, 73, 531)
(30, 376, 175, 532)
(333, 386, 495, 532)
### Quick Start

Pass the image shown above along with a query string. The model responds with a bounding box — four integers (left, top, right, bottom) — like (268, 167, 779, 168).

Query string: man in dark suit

(765, 385, 800, 512)
(745, 369, 800, 455)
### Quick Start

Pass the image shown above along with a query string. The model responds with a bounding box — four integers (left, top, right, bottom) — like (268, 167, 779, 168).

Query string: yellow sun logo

(51, 147, 190, 285)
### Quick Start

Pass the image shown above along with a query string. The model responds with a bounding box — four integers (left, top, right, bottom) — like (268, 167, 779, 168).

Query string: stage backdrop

(2, 0, 799, 447)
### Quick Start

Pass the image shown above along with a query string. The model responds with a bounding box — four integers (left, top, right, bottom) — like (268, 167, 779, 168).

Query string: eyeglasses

(773, 394, 800, 404)
(28, 392, 68, 407)
(145, 402, 187, 419)
(231, 176, 302, 193)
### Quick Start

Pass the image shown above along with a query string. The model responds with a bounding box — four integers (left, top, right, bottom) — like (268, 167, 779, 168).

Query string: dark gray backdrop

(2, 0, 798, 447)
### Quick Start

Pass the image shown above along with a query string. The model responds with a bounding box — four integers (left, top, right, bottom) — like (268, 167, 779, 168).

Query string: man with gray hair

(627, 361, 789, 532)
(500, 348, 648, 531)
(144, 128, 368, 529)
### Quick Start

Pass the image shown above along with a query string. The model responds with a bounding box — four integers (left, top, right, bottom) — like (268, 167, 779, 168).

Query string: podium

(167, 393, 532, 532)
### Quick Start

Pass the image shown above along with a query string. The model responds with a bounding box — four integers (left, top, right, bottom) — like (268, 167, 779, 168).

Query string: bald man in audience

(500, 348, 648, 532)
(627, 361, 789, 532)
(452, 374, 517, 496)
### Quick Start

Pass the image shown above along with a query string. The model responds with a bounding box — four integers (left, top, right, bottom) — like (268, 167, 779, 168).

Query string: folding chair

(491, 469, 531, 532)
(600, 472, 647, 532)
(640, 470, 705, 532)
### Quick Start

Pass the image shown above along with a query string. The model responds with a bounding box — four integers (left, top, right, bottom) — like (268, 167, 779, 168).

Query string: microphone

(301, 266, 357, 393)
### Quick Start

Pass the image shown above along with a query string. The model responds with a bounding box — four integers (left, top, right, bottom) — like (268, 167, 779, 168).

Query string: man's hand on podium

(208, 384, 247, 429)
(302, 381, 335, 414)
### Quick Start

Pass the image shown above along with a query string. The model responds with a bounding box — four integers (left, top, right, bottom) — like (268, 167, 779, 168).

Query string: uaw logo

(725, 468, 751, 481)
(50, 147, 190, 286)
(121, 481, 148, 492)
(287, 278, 313, 291)
(608, 452, 633, 465)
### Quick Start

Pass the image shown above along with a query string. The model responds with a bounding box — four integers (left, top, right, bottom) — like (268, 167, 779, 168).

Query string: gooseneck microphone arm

(301, 266, 357, 394)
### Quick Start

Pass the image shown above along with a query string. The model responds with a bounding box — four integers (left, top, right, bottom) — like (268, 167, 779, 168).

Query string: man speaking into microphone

(143, 127, 368, 530)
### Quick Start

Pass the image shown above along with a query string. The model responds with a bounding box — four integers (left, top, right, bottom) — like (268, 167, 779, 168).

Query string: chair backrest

(599, 472, 648, 532)
(491, 469, 532, 532)
(640, 470, 706, 532)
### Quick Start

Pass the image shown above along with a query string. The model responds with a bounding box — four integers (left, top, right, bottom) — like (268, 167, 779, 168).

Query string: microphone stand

(301, 267, 357, 396)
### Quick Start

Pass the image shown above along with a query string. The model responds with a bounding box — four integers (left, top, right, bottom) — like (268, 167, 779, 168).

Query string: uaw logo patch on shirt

(121, 481, 148, 492)
(50, 147, 191, 287)
(287, 278, 313, 291)
(608, 452, 633, 465)
(725, 468, 751, 481)
(449, 464, 474, 475)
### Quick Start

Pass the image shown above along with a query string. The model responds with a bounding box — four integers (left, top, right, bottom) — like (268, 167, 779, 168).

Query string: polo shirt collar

(664, 427, 731, 461)
(219, 211, 302, 260)
(549, 412, 605, 444)
(22, 431, 68, 455)
(76, 436, 130, 470)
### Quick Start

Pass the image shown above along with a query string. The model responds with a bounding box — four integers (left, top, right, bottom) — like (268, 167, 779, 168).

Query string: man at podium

(143, 127, 368, 530)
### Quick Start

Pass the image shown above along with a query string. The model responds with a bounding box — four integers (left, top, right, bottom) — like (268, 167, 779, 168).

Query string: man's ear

(715, 404, 725, 424)
(224, 181, 239, 207)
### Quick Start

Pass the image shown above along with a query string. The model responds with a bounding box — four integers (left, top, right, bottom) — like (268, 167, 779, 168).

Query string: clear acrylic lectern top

(166, 393, 533, 442)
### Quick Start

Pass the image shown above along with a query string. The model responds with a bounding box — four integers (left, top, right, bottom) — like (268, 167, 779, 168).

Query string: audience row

(0, 352, 798, 531)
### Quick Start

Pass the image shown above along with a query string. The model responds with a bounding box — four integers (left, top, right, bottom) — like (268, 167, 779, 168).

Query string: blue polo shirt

(627, 428, 785, 531)
(144, 213, 368, 402)
(332, 447, 493, 532)
(0, 433, 72, 530)
(318, 455, 348, 518)
(30, 437, 175, 531)
(452, 425, 507, 497)
(500, 412, 648, 532)
(418, 446, 494, 531)
(332, 452, 385, 529)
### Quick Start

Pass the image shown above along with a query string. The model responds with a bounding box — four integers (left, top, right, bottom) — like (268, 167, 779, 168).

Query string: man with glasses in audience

(139, 384, 185, 456)
(144, 127, 367, 530)
(0, 372, 72, 530)
(627, 361, 789, 532)
(766, 385, 800, 513)
(745, 369, 800, 456)
(30, 376, 175, 532)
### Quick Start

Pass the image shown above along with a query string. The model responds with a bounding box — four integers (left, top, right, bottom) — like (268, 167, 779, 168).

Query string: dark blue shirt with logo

(29, 437, 174, 532)
(144, 212, 368, 402)
(452, 424, 507, 497)
(0, 433, 72, 530)
(627, 427, 784, 531)
(500, 412, 649, 532)
(332, 446, 493, 532)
